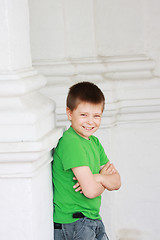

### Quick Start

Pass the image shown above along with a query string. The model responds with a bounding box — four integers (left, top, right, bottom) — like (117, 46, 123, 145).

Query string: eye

(80, 113, 87, 117)
(94, 115, 101, 118)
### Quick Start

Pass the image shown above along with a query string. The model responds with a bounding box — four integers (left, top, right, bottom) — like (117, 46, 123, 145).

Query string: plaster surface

(1, 0, 160, 239)
(96, 123, 160, 240)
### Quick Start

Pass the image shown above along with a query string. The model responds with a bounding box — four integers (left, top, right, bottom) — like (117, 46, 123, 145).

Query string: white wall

(96, 124, 160, 240)
(29, 1, 160, 239)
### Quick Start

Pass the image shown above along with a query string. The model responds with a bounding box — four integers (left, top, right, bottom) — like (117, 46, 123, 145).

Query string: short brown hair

(66, 82, 105, 111)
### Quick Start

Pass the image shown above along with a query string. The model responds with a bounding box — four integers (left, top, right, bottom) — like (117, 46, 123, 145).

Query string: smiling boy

(52, 82, 121, 240)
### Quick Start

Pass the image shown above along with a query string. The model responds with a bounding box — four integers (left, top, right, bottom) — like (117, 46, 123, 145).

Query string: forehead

(75, 102, 103, 113)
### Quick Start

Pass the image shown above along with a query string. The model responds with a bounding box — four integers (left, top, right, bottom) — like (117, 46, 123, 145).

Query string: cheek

(95, 119, 101, 126)
(73, 117, 83, 125)
(79, 119, 85, 125)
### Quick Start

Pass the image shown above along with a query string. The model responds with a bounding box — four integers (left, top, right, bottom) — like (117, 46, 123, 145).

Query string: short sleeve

(98, 139, 109, 166)
(58, 138, 89, 171)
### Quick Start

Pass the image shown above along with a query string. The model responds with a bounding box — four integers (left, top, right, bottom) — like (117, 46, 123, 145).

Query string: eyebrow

(80, 112, 102, 114)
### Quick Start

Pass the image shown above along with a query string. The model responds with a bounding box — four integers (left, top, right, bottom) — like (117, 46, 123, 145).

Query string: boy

(52, 82, 121, 240)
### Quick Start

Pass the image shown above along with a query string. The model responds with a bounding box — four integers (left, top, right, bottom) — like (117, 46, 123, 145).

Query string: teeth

(83, 127, 93, 130)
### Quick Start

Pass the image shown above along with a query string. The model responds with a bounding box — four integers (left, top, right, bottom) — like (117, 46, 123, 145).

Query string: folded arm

(94, 172, 121, 191)
(97, 162, 121, 191)
(72, 166, 105, 199)
(73, 162, 121, 196)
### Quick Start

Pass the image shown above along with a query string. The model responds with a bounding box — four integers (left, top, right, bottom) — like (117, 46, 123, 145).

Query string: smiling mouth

(82, 126, 94, 130)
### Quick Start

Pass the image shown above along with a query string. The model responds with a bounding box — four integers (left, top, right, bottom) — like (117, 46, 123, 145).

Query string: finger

(73, 177, 77, 180)
(73, 182, 80, 189)
(101, 162, 110, 173)
(104, 162, 111, 170)
(108, 168, 113, 174)
(107, 165, 115, 174)
(109, 166, 117, 174)
(110, 169, 115, 174)
(75, 186, 81, 192)
(106, 165, 113, 172)
(109, 164, 115, 170)
(110, 164, 117, 172)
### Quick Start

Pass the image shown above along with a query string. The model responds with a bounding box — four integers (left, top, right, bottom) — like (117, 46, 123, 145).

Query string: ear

(66, 107, 72, 121)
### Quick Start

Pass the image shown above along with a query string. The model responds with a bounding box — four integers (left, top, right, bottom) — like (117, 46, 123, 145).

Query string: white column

(0, 1, 62, 240)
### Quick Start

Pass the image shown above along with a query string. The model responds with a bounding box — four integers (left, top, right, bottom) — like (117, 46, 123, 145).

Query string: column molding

(33, 54, 154, 83)
(0, 68, 46, 96)
(0, 127, 62, 178)
(33, 55, 160, 128)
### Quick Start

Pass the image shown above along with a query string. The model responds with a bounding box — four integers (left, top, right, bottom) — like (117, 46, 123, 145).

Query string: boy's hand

(100, 162, 117, 175)
(73, 162, 117, 193)
(72, 166, 105, 198)
(99, 162, 121, 190)
(72, 163, 120, 195)
(73, 174, 103, 193)
(73, 177, 83, 193)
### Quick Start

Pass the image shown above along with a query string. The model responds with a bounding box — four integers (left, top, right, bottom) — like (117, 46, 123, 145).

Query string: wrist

(94, 173, 103, 185)
(99, 173, 108, 187)
(98, 174, 104, 185)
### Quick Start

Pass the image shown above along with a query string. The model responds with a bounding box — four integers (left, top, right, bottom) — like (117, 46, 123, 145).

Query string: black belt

(72, 212, 85, 218)
(54, 212, 85, 229)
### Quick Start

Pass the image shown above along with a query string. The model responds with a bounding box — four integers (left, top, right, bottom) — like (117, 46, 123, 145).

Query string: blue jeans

(54, 217, 109, 240)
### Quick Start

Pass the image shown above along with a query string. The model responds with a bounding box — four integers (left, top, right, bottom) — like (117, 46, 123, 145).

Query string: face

(66, 102, 103, 140)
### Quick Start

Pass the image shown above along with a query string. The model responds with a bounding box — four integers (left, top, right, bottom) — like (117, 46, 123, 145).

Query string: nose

(87, 116, 94, 124)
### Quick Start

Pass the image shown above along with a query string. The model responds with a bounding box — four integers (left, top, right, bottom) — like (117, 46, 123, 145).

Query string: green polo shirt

(52, 127, 109, 223)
